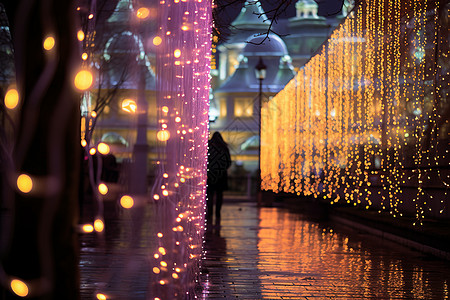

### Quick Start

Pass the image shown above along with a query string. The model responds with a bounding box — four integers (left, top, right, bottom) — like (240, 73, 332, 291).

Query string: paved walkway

(199, 201, 450, 299)
(79, 198, 450, 299)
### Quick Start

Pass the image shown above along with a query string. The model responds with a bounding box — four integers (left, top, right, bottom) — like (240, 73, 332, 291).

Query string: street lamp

(254, 57, 266, 201)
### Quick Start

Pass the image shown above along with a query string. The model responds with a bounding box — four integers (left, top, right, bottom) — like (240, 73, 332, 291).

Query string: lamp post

(254, 57, 266, 201)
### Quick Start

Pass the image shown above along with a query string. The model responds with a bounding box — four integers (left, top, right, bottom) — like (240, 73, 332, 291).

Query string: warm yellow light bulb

(89, 148, 96, 155)
(120, 195, 134, 209)
(153, 36, 162, 46)
(10, 279, 28, 297)
(174, 49, 181, 58)
(121, 99, 137, 113)
(4, 88, 19, 109)
(98, 183, 108, 195)
(96, 293, 107, 300)
(81, 52, 88, 60)
(157, 130, 170, 142)
(43, 36, 55, 51)
(77, 30, 85, 41)
(17, 174, 33, 193)
(136, 7, 150, 19)
(94, 219, 104, 232)
(97, 143, 110, 155)
(82, 224, 94, 233)
(74, 70, 93, 91)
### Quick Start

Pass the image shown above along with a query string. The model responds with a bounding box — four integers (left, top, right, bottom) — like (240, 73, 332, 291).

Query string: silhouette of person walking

(207, 132, 231, 227)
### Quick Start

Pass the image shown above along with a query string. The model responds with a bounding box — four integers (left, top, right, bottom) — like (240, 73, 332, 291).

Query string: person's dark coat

(207, 133, 231, 191)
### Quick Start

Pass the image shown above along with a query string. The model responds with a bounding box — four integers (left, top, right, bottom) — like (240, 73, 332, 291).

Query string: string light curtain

(152, 0, 211, 298)
(261, 0, 449, 225)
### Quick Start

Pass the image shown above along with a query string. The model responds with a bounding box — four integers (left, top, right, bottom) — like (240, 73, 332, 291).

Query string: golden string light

(261, 0, 448, 224)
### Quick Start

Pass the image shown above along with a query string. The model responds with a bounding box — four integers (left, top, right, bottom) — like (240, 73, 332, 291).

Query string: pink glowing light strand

(152, 0, 211, 298)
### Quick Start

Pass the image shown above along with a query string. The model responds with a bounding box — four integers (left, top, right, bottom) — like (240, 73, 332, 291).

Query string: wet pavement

(79, 199, 450, 299)
(200, 201, 450, 299)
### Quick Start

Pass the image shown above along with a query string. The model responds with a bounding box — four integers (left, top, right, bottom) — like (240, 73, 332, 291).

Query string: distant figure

(207, 132, 231, 226)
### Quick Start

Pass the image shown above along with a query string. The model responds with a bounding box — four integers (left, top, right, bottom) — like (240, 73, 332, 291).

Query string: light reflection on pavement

(201, 201, 450, 299)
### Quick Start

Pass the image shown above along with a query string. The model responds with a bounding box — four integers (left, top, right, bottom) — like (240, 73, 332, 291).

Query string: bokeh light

(121, 99, 137, 113)
(153, 36, 162, 46)
(94, 219, 104, 232)
(120, 195, 134, 209)
(98, 183, 108, 195)
(77, 30, 85, 41)
(17, 174, 33, 194)
(43, 36, 55, 50)
(10, 279, 29, 297)
(96, 293, 107, 300)
(4, 88, 19, 109)
(97, 142, 110, 155)
(74, 70, 93, 91)
(136, 7, 150, 19)
(157, 130, 170, 141)
(82, 224, 94, 233)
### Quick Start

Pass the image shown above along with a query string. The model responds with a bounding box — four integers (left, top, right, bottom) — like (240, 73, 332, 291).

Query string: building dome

(242, 34, 289, 57)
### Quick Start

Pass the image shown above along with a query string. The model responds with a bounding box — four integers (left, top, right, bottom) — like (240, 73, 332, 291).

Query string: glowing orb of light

(157, 130, 170, 142)
(120, 195, 134, 209)
(81, 139, 87, 147)
(121, 99, 137, 113)
(174, 49, 181, 58)
(82, 224, 94, 233)
(89, 148, 96, 155)
(74, 70, 93, 91)
(10, 279, 29, 297)
(97, 143, 110, 155)
(17, 174, 33, 193)
(136, 7, 150, 19)
(77, 30, 85, 41)
(94, 219, 104, 232)
(98, 183, 108, 195)
(43, 36, 55, 51)
(153, 36, 162, 46)
(81, 52, 88, 60)
(4, 88, 19, 109)
(96, 293, 107, 300)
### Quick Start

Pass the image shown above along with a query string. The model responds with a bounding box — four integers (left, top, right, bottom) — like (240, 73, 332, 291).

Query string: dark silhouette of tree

(1, 1, 81, 299)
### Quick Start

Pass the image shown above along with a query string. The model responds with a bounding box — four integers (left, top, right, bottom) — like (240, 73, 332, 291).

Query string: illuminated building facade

(210, 0, 352, 176)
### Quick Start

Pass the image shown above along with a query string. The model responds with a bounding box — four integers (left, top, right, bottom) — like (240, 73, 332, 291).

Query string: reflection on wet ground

(79, 200, 156, 299)
(201, 202, 450, 299)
